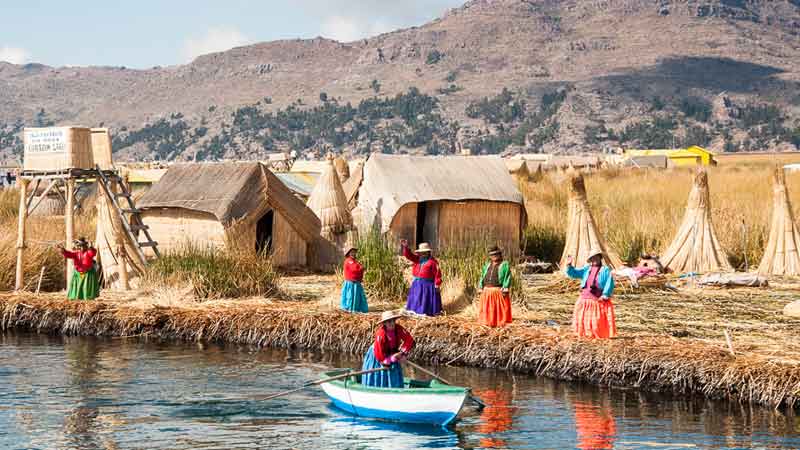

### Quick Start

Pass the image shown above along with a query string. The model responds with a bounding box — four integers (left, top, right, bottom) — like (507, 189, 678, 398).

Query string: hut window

(256, 210, 274, 255)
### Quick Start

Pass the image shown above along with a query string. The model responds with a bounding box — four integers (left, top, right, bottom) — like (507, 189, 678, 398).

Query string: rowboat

(319, 369, 469, 427)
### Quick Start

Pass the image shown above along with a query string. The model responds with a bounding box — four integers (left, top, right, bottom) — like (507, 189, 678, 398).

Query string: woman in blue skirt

(361, 309, 415, 388)
(340, 246, 368, 313)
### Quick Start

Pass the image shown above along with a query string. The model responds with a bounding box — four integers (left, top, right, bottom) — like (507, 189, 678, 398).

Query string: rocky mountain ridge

(1, 0, 799, 161)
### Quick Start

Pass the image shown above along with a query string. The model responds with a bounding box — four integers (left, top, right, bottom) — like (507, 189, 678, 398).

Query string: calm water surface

(1, 332, 799, 449)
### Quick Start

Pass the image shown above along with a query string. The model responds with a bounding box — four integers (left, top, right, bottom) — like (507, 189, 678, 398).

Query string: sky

(0, 0, 464, 68)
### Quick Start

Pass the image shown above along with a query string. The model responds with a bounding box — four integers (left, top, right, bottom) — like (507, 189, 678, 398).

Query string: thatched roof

(560, 174, 624, 269)
(139, 162, 321, 242)
(306, 157, 353, 238)
(660, 168, 731, 273)
(342, 160, 364, 209)
(759, 167, 800, 276)
(359, 154, 524, 233)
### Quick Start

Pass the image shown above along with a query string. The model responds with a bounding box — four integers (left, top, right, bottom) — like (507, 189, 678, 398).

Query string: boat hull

(320, 371, 468, 427)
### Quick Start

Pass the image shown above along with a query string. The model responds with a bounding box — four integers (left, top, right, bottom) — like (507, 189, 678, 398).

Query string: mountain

(2, 0, 800, 162)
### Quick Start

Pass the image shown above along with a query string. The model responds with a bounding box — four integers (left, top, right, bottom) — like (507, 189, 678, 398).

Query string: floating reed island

(2, 289, 800, 410)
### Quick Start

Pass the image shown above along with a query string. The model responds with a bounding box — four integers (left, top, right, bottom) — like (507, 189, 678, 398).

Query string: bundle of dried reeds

(2, 293, 799, 409)
(560, 174, 623, 269)
(758, 167, 800, 276)
(306, 155, 353, 240)
(660, 168, 732, 274)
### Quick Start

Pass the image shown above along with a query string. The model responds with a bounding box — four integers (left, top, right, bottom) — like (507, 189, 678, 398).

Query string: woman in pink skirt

(564, 248, 617, 339)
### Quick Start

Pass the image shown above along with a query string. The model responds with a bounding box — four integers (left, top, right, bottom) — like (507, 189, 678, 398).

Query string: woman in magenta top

(340, 247, 368, 313)
(565, 248, 617, 339)
(400, 240, 442, 316)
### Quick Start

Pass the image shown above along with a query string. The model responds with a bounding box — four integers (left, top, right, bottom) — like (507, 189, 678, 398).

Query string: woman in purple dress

(400, 240, 442, 316)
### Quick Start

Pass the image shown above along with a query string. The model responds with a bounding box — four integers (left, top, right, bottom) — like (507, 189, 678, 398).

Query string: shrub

(523, 225, 565, 264)
(355, 230, 406, 301)
(426, 50, 444, 65)
(145, 244, 280, 299)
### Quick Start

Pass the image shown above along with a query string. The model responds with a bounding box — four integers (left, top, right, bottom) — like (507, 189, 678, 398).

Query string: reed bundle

(758, 167, 800, 276)
(1, 293, 798, 409)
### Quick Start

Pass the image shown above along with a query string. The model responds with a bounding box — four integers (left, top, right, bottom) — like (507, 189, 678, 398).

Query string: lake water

(1, 332, 799, 450)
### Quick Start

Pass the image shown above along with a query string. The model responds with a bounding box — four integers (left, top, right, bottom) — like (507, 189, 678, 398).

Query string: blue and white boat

(319, 369, 469, 427)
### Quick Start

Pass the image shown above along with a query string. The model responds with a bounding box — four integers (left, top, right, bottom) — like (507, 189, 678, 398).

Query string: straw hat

(414, 242, 433, 254)
(379, 309, 405, 324)
(488, 245, 502, 256)
(345, 246, 358, 256)
(586, 247, 603, 261)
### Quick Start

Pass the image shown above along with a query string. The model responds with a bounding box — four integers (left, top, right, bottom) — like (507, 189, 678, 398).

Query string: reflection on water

(1, 332, 799, 449)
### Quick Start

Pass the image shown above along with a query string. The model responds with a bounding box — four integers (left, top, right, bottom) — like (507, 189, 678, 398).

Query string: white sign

(25, 128, 67, 154)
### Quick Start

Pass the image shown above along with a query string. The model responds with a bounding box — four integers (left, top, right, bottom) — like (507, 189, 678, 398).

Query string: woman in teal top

(478, 246, 512, 327)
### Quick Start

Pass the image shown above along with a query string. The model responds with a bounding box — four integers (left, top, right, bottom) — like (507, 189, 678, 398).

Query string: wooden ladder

(95, 167, 160, 260)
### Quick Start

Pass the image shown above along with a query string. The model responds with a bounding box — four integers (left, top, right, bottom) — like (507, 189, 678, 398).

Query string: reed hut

(560, 174, 623, 269)
(758, 167, 800, 276)
(505, 159, 531, 185)
(138, 162, 321, 268)
(306, 155, 353, 246)
(355, 154, 526, 252)
(660, 168, 731, 274)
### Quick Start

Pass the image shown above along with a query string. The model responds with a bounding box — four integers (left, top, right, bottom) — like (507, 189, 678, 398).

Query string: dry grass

(2, 290, 799, 409)
(520, 163, 800, 269)
(0, 186, 95, 292)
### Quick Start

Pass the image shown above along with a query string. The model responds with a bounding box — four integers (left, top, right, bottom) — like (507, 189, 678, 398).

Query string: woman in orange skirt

(478, 246, 513, 327)
(565, 248, 617, 339)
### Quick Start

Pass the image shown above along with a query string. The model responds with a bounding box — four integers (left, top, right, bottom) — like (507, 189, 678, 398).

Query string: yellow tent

(624, 146, 716, 166)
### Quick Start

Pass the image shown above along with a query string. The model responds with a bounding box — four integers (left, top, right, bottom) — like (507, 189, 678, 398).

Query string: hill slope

(1, 0, 800, 161)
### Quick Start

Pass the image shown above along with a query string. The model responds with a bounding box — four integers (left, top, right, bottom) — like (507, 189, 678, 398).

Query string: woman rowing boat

(361, 309, 415, 388)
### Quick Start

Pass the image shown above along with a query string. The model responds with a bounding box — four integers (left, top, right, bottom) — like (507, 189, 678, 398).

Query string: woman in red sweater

(57, 237, 100, 300)
(340, 246, 368, 313)
(361, 309, 415, 388)
(401, 240, 442, 316)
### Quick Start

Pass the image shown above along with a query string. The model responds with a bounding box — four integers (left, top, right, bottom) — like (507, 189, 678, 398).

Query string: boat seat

(407, 379, 431, 388)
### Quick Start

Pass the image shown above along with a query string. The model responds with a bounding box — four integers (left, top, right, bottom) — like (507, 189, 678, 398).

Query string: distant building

(623, 146, 717, 166)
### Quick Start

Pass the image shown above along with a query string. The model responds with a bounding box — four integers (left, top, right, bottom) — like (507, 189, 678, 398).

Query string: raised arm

(401, 245, 420, 263)
(565, 264, 587, 279)
(433, 259, 442, 287)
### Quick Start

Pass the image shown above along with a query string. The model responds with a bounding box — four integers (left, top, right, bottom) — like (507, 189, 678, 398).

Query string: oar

(407, 360, 486, 409)
(255, 367, 388, 401)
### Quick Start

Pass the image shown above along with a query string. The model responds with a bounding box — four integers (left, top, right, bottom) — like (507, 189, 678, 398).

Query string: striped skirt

(573, 296, 617, 339)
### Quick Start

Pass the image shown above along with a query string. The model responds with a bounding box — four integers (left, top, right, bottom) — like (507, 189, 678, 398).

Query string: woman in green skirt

(58, 237, 100, 300)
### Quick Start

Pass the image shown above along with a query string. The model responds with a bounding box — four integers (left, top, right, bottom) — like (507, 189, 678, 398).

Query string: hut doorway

(415, 201, 440, 249)
(256, 210, 274, 254)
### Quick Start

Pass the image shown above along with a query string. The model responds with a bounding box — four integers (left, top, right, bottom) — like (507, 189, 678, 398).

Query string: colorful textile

(361, 345, 404, 388)
(372, 323, 415, 363)
(581, 266, 603, 299)
(406, 277, 442, 316)
(67, 267, 100, 300)
(343, 256, 364, 282)
(340, 280, 368, 313)
(402, 246, 442, 287)
(565, 264, 614, 298)
(573, 296, 617, 339)
(61, 248, 97, 273)
(479, 261, 511, 289)
(479, 287, 512, 327)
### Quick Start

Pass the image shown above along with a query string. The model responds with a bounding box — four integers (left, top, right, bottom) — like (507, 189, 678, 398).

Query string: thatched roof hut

(306, 156, 353, 240)
(560, 174, 623, 269)
(356, 154, 526, 252)
(138, 162, 321, 268)
(759, 167, 800, 276)
(660, 168, 731, 274)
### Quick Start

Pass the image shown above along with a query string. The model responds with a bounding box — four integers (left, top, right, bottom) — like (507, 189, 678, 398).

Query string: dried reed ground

(3, 272, 800, 410)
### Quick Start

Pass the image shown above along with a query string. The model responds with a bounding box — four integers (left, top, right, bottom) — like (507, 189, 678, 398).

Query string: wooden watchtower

(14, 127, 158, 292)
